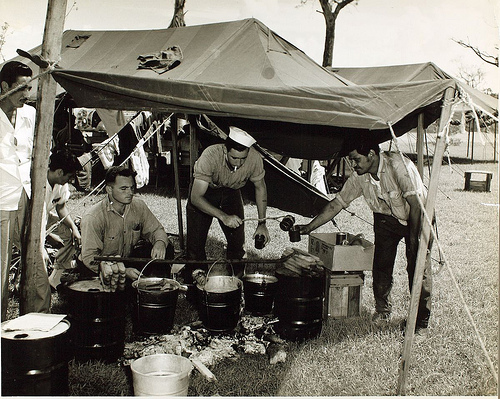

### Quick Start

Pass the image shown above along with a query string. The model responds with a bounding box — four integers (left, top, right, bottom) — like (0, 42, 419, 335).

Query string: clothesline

(45, 116, 171, 236)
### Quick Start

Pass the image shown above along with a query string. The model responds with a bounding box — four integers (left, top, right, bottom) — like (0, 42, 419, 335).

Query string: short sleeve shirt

(0, 104, 35, 210)
(336, 152, 426, 225)
(46, 182, 71, 217)
(193, 144, 265, 190)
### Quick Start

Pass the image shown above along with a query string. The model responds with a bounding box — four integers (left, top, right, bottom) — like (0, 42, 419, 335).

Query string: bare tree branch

(0, 22, 9, 63)
(453, 38, 499, 67)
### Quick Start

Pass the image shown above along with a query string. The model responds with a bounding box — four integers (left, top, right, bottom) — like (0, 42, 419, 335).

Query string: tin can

(255, 234, 265, 249)
(279, 215, 295, 231)
(336, 232, 348, 245)
(288, 226, 301, 242)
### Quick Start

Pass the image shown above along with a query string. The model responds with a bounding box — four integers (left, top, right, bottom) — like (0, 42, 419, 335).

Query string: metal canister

(288, 226, 301, 242)
(255, 234, 265, 249)
(336, 232, 348, 245)
(279, 215, 295, 231)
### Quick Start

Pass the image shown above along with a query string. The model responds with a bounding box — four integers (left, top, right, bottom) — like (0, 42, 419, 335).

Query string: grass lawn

(5, 158, 498, 396)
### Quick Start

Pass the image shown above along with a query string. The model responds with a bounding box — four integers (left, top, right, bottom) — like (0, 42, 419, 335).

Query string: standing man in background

(0, 61, 35, 321)
(184, 126, 269, 283)
(298, 140, 433, 332)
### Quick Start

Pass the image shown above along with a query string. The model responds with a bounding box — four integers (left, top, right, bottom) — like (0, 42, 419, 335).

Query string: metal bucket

(242, 273, 278, 315)
(1, 319, 71, 396)
(274, 268, 325, 341)
(132, 277, 182, 335)
(63, 278, 127, 362)
(130, 353, 193, 396)
(198, 263, 242, 332)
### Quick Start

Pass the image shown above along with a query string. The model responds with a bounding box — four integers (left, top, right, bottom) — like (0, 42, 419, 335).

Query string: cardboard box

(308, 232, 374, 272)
(326, 272, 364, 319)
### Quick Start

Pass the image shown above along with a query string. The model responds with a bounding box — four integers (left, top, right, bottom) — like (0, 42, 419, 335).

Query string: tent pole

(188, 114, 197, 187)
(494, 121, 497, 163)
(466, 120, 470, 157)
(416, 112, 424, 178)
(20, 0, 68, 314)
(171, 115, 185, 250)
(471, 127, 475, 164)
(397, 86, 455, 395)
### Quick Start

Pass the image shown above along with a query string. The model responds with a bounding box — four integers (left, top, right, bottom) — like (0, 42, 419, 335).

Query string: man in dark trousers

(298, 140, 433, 332)
(184, 126, 270, 282)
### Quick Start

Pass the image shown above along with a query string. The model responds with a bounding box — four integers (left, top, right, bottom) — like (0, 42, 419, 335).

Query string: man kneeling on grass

(297, 140, 433, 332)
(80, 166, 173, 291)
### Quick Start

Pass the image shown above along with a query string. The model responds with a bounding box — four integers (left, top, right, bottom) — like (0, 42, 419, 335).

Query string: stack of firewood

(281, 247, 325, 277)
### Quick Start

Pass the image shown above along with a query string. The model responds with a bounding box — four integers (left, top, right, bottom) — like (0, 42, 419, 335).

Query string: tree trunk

(169, 0, 186, 28)
(20, 0, 67, 314)
(322, 20, 335, 67)
(319, 0, 356, 67)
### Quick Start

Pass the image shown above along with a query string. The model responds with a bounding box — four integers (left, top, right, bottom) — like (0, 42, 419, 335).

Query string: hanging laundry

(130, 139, 150, 189)
(310, 160, 328, 195)
(96, 135, 120, 169)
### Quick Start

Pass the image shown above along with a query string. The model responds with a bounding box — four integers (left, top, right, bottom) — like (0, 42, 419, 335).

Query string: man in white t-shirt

(46, 150, 84, 287)
(0, 61, 35, 321)
(26, 149, 82, 313)
(40, 150, 82, 300)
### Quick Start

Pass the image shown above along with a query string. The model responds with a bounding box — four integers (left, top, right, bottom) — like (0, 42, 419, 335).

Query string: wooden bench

(464, 170, 493, 192)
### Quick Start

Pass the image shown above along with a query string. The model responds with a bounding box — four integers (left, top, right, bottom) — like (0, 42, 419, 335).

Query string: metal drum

(274, 267, 325, 341)
(1, 319, 71, 396)
(63, 278, 127, 362)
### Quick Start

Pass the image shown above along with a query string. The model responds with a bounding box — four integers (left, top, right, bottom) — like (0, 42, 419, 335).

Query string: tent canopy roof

(8, 19, 459, 159)
(331, 62, 497, 116)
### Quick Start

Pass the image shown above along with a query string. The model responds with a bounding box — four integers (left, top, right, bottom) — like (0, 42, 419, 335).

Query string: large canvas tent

(7, 19, 462, 217)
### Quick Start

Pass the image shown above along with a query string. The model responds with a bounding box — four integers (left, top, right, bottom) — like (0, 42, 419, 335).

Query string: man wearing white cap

(184, 126, 269, 282)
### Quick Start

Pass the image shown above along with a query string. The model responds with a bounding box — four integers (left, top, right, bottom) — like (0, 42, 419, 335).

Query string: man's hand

(220, 214, 243, 229)
(47, 232, 64, 248)
(297, 224, 312, 235)
(151, 241, 167, 260)
(125, 267, 140, 281)
(72, 228, 82, 247)
(100, 260, 127, 292)
(253, 223, 270, 245)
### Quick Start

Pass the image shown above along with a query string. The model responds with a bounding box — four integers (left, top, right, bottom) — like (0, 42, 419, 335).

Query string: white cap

(228, 126, 256, 147)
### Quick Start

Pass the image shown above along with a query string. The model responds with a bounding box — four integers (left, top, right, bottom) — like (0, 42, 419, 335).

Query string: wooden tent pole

(20, 0, 68, 314)
(171, 115, 184, 250)
(471, 128, 475, 163)
(466, 120, 470, 157)
(416, 113, 424, 178)
(188, 115, 197, 187)
(397, 86, 455, 395)
(494, 121, 497, 163)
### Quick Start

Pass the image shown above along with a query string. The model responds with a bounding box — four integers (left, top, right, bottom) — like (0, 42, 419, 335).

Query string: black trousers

(185, 186, 245, 282)
(372, 213, 433, 326)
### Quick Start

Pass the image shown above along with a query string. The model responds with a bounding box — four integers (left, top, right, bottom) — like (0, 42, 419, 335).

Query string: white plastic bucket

(130, 354, 193, 396)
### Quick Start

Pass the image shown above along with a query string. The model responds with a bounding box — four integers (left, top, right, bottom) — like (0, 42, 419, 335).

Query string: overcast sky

(1, 0, 498, 91)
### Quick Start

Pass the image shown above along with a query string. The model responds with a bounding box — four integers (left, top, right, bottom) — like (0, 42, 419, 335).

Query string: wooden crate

(309, 233, 374, 272)
(464, 170, 493, 192)
(325, 272, 364, 319)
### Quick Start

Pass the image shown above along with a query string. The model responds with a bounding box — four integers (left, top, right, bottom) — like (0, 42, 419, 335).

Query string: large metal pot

(242, 273, 278, 315)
